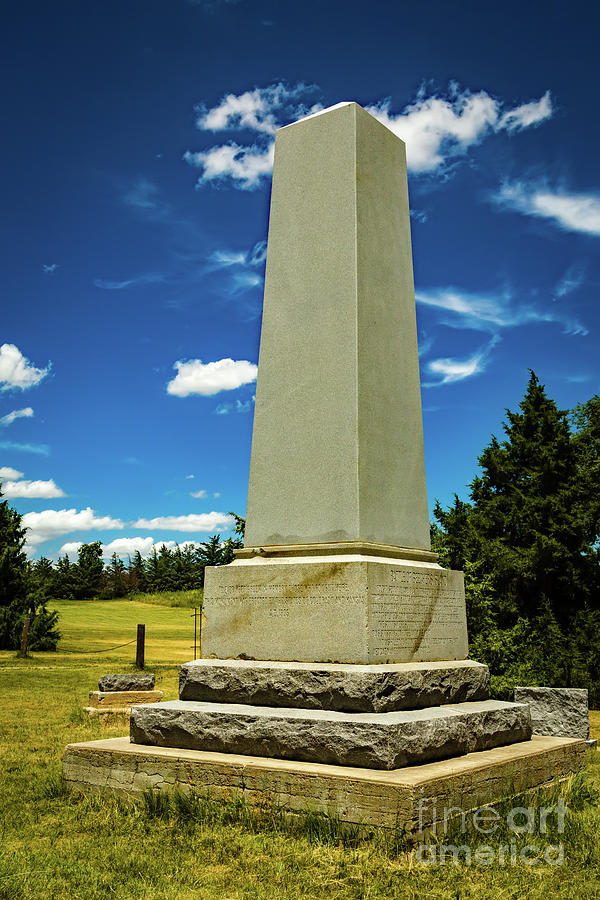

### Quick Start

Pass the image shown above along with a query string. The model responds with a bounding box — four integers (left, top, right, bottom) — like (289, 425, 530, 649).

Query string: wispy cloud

(0, 441, 49, 456)
(416, 287, 587, 336)
(554, 262, 586, 299)
(123, 178, 160, 209)
(0, 344, 50, 392)
(2, 478, 65, 499)
(43, 263, 59, 274)
(215, 397, 255, 415)
(94, 272, 166, 290)
(492, 181, 600, 236)
(167, 358, 258, 397)
(0, 407, 34, 426)
(22, 507, 124, 547)
(185, 0, 242, 10)
(424, 337, 500, 387)
(191, 489, 207, 498)
(497, 91, 553, 133)
(184, 83, 553, 189)
(132, 512, 234, 532)
(195, 83, 319, 136)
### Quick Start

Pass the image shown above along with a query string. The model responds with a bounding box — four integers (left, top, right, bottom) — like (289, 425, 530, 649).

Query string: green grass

(0, 595, 599, 898)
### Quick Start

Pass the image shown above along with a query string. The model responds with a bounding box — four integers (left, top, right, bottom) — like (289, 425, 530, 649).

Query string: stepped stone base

(179, 659, 489, 712)
(202, 552, 468, 663)
(62, 735, 586, 831)
(130, 698, 531, 770)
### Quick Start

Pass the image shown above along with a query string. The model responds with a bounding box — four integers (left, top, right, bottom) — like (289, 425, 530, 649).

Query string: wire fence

(60, 638, 137, 654)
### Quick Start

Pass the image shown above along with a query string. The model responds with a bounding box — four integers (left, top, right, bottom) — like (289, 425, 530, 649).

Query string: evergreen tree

(74, 542, 104, 600)
(0, 486, 60, 651)
(105, 552, 127, 598)
(434, 372, 600, 702)
(129, 550, 147, 593)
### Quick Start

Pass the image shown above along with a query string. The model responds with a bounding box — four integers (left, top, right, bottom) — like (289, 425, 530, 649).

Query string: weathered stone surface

(98, 673, 155, 692)
(202, 556, 467, 663)
(514, 687, 589, 739)
(63, 734, 585, 830)
(179, 659, 489, 712)
(88, 690, 163, 709)
(130, 699, 530, 770)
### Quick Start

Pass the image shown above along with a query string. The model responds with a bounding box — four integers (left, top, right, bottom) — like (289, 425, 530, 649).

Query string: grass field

(0, 597, 599, 899)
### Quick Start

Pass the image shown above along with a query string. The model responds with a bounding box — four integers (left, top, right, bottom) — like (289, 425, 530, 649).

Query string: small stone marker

(98, 673, 155, 692)
(85, 673, 162, 718)
(514, 687, 592, 741)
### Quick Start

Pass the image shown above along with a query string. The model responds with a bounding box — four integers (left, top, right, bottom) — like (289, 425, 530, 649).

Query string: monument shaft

(245, 102, 430, 550)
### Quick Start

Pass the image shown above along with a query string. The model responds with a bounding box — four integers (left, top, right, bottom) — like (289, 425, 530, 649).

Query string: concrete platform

(62, 734, 587, 831)
(179, 658, 489, 712)
(130, 698, 531, 769)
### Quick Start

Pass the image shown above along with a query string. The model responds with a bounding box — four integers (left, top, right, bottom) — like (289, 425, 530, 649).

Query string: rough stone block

(98, 673, 155, 692)
(514, 687, 589, 739)
(202, 556, 467, 663)
(179, 658, 489, 712)
(130, 699, 531, 770)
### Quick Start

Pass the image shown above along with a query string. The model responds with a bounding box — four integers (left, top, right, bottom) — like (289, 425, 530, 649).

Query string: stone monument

(202, 101, 467, 665)
(63, 103, 586, 830)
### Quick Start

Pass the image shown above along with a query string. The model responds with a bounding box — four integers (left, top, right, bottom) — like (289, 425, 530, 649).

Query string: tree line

(0, 507, 244, 651)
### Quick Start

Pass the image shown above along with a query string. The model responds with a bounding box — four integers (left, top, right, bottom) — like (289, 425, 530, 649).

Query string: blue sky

(2, 0, 599, 559)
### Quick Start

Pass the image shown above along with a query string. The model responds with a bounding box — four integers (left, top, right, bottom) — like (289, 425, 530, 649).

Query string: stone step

(179, 658, 489, 712)
(130, 698, 531, 770)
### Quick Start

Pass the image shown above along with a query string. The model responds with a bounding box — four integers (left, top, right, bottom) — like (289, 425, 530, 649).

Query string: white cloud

(498, 91, 553, 133)
(0, 407, 34, 426)
(368, 88, 552, 174)
(58, 541, 83, 559)
(167, 357, 257, 397)
(493, 182, 600, 236)
(195, 83, 317, 135)
(132, 512, 234, 532)
(184, 142, 275, 190)
(185, 474, 195, 479)
(186, 84, 552, 189)
(191, 489, 207, 498)
(2, 478, 65, 499)
(0, 344, 50, 392)
(416, 287, 587, 337)
(22, 507, 124, 547)
(0, 466, 23, 480)
(43, 263, 59, 274)
(424, 338, 499, 386)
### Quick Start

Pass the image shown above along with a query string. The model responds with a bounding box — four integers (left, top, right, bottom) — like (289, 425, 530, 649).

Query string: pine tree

(0, 486, 60, 650)
(74, 542, 104, 600)
(468, 371, 593, 623)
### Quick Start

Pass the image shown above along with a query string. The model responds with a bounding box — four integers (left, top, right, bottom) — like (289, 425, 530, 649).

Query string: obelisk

(203, 102, 468, 663)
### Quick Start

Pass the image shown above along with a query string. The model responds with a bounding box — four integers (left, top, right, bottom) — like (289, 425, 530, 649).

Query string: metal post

(136, 623, 145, 669)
